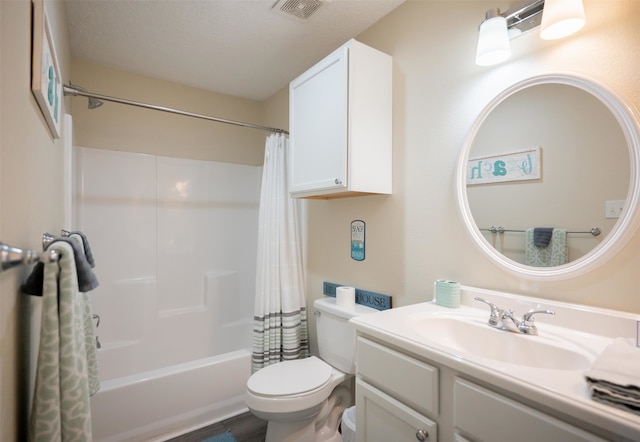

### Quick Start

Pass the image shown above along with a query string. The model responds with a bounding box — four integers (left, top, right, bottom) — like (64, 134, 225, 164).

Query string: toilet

(245, 297, 378, 442)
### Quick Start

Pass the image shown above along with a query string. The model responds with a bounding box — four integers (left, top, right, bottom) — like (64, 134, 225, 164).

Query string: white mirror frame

(457, 72, 640, 280)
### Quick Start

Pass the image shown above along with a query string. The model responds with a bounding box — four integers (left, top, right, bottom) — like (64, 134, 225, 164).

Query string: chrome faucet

(519, 309, 556, 335)
(474, 297, 554, 336)
(474, 297, 503, 327)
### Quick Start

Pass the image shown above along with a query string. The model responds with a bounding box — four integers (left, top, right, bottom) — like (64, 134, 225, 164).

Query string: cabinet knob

(334, 178, 342, 185)
(416, 429, 429, 441)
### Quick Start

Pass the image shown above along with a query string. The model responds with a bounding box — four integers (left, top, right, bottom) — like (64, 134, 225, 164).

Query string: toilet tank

(313, 297, 379, 374)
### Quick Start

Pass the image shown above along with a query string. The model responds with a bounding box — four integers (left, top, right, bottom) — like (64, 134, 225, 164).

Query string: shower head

(88, 96, 103, 109)
(63, 82, 104, 109)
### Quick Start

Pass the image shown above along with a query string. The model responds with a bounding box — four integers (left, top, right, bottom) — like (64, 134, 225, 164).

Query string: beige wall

(0, 0, 71, 439)
(263, 86, 290, 134)
(302, 0, 640, 361)
(71, 60, 269, 165)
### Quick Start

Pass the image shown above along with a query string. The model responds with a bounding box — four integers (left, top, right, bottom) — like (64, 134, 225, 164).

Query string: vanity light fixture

(475, 0, 586, 66)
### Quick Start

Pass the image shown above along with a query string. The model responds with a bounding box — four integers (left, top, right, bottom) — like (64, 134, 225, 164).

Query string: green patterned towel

(29, 241, 100, 442)
(524, 228, 568, 267)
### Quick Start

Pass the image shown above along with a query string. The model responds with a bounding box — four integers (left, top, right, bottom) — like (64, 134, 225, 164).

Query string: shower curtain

(251, 133, 309, 371)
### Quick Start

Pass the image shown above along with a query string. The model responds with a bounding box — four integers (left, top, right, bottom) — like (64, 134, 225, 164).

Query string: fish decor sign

(467, 147, 541, 185)
(351, 220, 365, 261)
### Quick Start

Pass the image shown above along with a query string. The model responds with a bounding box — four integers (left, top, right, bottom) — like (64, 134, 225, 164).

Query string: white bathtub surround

(91, 350, 251, 442)
(74, 147, 259, 377)
(73, 147, 260, 439)
(252, 134, 308, 371)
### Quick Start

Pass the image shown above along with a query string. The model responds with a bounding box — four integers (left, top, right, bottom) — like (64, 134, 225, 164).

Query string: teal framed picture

(32, 0, 62, 138)
(467, 147, 541, 185)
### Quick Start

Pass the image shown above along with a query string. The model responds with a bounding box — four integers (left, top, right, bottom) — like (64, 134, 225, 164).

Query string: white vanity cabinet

(355, 337, 438, 442)
(355, 335, 612, 442)
(351, 288, 640, 441)
(288, 39, 392, 199)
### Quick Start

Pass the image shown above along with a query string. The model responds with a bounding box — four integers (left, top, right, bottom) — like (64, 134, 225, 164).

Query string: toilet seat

(245, 356, 347, 414)
(247, 356, 333, 396)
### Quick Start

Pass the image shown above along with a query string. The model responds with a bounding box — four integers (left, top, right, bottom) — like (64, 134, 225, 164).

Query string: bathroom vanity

(350, 286, 640, 442)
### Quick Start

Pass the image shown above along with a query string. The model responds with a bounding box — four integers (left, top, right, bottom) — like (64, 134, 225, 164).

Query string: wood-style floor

(167, 412, 267, 442)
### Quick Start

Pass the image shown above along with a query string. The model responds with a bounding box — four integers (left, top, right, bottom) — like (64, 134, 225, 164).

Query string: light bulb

(540, 0, 586, 40)
(475, 15, 511, 66)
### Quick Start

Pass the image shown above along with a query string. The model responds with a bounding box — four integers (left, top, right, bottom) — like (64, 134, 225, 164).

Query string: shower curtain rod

(63, 84, 289, 134)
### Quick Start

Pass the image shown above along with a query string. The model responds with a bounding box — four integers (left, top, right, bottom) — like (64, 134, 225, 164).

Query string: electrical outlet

(605, 200, 625, 219)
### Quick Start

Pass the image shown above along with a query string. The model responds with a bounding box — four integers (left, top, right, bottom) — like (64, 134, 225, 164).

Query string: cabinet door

(356, 379, 437, 442)
(289, 45, 348, 195)
(454, 379, 609, 442)
(357, 337, 438, 417)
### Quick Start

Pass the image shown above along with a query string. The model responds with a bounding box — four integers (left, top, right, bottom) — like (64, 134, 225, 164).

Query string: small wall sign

(467, 147, 541, 185)
(32, 0, 62, 138)
(351, 220, 365, 261)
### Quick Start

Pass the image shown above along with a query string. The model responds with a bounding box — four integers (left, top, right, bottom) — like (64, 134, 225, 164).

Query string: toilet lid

(247, 356, 333, 396)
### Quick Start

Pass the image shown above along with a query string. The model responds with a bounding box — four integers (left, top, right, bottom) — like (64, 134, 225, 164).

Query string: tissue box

(434, 280, 461, 308)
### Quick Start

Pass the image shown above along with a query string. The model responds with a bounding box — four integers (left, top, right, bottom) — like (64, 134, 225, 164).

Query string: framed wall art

(32, 0, 62, 138)
(467, 146, 541, 185)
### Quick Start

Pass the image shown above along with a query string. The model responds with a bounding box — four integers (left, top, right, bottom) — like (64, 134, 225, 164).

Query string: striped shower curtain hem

(251, 307, 309, 371)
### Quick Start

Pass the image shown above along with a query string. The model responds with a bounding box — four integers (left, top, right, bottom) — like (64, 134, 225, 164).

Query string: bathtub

(91, 349, 252, 442)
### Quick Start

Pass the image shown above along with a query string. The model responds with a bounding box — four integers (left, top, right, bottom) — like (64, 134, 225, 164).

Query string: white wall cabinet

(289, 39, 392, 199)
(355, 335, 613, 442)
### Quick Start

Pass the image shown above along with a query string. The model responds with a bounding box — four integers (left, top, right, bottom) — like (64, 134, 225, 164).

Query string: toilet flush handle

(314, 311, 321, 317)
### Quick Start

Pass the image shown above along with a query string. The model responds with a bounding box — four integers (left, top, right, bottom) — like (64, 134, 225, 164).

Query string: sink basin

(410, 315, 591, 371)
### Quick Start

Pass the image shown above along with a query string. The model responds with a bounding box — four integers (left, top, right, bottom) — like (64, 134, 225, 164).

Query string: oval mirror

(457, 73, 640, 280)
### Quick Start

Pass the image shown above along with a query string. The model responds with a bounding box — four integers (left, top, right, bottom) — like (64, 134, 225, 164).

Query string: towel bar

(482, 226, 601, 236)
(43, 230, 72, 249)
(0, 236, 60, 273)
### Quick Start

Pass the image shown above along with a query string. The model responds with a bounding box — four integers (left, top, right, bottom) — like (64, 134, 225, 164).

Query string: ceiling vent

(273, 0, 328, 22)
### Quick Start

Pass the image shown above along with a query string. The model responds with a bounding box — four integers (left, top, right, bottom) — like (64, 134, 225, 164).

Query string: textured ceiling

(65, 0, 406, 101)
